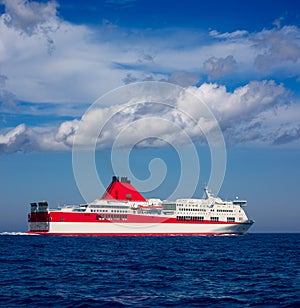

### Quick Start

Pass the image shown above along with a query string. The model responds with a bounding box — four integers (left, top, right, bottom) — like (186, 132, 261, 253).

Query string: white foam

(0, 232, 36, 236)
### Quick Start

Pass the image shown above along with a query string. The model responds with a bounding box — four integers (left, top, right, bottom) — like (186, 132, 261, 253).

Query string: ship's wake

(0, 232, 38, 236)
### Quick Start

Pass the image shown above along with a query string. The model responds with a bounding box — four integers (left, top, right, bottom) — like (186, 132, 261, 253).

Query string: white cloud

(0, 123, 26, 153)
(0, 80, 298, 153)
(1, 0, 59, 54)
(0, 119, 81, 153)
(273, 125, 300, 145)
(55, 119, 79, 146)
(1, 0, 58, 35)
(203, 55, 237, 79)
(0, 1, 299, 152)
(178, 80, 294, 146)
(0, 1, 299, 112)
(252, 26, 300, 71)
(209, 29, 248, 39)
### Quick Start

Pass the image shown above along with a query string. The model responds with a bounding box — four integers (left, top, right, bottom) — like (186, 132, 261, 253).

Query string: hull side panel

(28, 221, 253, 235)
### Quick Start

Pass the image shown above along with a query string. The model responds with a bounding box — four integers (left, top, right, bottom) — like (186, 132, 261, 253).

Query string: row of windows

(97, 214, 128, 221)
(217, 209, 234, 213)
(176, 216, 235, 222)
(91, 209, 128, 213)
(177, 216, 204, 221)
(176, 203, 209, 207)
(91, 205, 130, 209)
(178, 208, 207, 212)
(178, 207, 237, 213)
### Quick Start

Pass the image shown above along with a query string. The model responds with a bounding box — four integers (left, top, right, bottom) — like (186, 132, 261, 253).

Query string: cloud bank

(0, 80, 297, 153)
(1, 0, 300, 106)
(0, 0, 300, 153)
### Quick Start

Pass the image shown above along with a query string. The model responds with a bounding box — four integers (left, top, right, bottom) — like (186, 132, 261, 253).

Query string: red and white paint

(28, 176, 254, 236)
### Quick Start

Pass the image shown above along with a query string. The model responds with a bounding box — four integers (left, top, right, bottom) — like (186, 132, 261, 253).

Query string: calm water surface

(0, 233, 299, 307)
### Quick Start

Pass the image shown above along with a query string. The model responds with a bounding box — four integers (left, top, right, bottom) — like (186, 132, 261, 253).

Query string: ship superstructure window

(72, 208, 86, 212)
(91, 205, 130, 209)
(179, 208, 206, 212)
(210, 217, 219, 222)
(97, 214, 128, 221)
(217, 209, 234, 213)
(163, 203, 176, 210)
(192, 216, 204, 221)
(126, 194, 132, 199)
(177, 216, 204, 221)
(227, 217, 235, 222)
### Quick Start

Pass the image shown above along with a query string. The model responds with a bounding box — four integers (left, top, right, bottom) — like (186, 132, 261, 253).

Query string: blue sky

(0, 0, 299, 232)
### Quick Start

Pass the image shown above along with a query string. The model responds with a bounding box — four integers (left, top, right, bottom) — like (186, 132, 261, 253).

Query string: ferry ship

(27, 176, 254, 236)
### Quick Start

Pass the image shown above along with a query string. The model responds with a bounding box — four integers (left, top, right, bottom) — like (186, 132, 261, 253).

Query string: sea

(0, 233, 299, 308)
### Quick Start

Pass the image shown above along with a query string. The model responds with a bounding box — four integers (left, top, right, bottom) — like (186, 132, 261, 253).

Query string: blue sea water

(0, 233, 299, 307)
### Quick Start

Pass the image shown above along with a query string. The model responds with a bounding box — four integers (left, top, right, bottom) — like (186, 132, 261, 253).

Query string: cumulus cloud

(1, 0, 59, 53)
(55, 120, 79, 147)
(0, 124, 27, 153)
(1, 0, 58, 35)
(178, 80, 295, 146)
(0, 1, 299, 152)
(252, 26, 300, 70)
(208, 26, 300, 80)
(1, 80, 298, 153)
(0, 1, 299, 109)
(203, 55, 237, 79)
(0, 119, 80, 153)
(80, 80, 297, 148)
(273, 125, 300, 145)
(186, 80, 289, 123)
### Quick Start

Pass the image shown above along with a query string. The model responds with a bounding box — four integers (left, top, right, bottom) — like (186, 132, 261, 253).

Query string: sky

(0, 0, 299, 232)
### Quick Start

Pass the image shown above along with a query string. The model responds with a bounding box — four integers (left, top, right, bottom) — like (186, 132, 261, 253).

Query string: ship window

(210, 217, 219, 222)
(227, 217, 235, 222)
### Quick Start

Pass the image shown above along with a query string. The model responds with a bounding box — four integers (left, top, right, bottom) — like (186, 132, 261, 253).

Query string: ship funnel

(101, 176, 145, 201)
